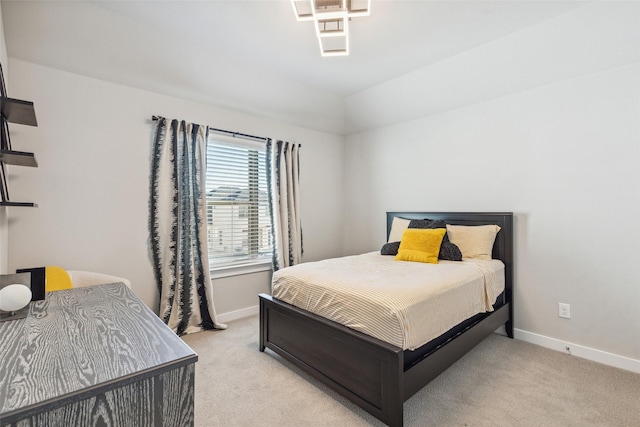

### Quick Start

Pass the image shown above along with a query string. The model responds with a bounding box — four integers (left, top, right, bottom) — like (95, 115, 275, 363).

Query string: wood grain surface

(0, 283, 197, 426)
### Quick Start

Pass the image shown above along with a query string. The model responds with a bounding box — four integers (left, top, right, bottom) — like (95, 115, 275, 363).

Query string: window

(206, 135, 272, 269)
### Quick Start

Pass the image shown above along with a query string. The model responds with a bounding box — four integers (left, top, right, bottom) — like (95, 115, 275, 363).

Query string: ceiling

(1, 0, 587, 134)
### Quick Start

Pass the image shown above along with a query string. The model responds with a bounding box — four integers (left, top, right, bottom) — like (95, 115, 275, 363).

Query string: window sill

(211, 262, 273, 279)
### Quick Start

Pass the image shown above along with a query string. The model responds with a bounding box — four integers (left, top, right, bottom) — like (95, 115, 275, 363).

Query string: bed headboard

(386, 212, 514, 307)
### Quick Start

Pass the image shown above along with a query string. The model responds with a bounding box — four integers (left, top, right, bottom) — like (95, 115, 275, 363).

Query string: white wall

(0, 1, 8, 274)
(344, 65, 639, 362)
(6, 59, 345, 314)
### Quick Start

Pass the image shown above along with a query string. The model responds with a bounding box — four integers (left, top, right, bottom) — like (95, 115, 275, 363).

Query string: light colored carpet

(182, 316, 640, 427)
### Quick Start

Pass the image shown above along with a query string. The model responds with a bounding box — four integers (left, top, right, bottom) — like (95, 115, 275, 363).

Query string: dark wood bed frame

(259, 212, 513, 427)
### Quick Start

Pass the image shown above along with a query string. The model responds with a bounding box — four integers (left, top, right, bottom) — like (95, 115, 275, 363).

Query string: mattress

(271, 252, 505, 350)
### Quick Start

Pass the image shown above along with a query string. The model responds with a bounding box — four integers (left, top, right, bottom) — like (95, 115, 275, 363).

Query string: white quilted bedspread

(272, 252, 505, 350)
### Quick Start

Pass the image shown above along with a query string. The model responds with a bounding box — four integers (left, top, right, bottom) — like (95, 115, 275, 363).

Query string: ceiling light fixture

(291, 0, 371, 57)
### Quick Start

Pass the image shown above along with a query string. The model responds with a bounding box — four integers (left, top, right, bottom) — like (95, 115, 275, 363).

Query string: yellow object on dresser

(45, 266, 73, 291)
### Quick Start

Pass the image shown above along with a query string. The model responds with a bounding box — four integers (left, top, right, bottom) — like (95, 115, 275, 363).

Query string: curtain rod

(152, 115, 267, 142)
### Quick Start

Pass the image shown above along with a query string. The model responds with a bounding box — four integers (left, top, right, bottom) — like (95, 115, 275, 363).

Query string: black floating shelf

(0, 96, 38, 127)
(0, 149, 38, 167)
(0, 201, 38, 207)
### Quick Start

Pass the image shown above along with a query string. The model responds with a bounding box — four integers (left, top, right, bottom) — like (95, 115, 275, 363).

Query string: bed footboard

(259, 293, 405, 427)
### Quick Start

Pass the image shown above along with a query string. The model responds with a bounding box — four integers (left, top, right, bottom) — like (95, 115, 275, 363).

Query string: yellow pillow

(45, 266, 73, 292)
(395, 228, 446, 264)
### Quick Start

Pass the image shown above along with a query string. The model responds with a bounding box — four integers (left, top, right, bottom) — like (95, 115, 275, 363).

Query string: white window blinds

(206, 135, 272, 268)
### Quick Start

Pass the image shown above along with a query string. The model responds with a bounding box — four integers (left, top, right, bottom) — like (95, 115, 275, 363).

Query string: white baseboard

(214, 310, 640, 374)
(513, 328, 640, 374)
(217, 305, 259, 324)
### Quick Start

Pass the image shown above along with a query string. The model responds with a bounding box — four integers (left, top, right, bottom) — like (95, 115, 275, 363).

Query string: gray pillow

(438, 241, 463, 261)
(380, 241, 400, 256)
(408, 219, 446, 229)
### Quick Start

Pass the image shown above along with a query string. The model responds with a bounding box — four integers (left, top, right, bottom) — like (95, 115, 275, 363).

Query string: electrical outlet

(559, 303, 571, 319)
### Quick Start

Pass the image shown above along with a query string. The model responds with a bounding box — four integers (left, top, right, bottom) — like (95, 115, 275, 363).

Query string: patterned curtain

(266, 139, 302, 271)
(149, 117, 226, 335)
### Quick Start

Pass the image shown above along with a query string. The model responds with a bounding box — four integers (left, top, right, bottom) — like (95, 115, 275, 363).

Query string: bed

(259, 212, 513, 427)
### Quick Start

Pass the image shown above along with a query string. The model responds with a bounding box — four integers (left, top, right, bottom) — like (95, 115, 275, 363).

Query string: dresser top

(0, 283, 197, 418)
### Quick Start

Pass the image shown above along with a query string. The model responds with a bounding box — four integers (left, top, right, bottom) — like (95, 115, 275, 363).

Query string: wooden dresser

(0, 282, 197, 426)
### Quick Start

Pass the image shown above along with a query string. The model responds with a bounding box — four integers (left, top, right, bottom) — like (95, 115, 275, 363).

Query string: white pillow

(388, 217, 411, 243)
(445, 224, 501, 260)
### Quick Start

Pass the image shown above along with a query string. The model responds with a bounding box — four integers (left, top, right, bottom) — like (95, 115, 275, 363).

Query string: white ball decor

(0, 284, 32, 312)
